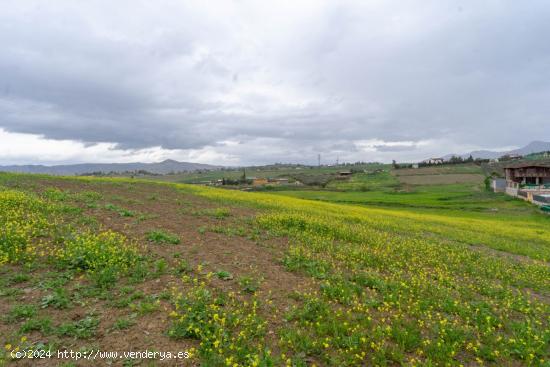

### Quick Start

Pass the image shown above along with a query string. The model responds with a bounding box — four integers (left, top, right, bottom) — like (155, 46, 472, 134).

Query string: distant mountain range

(0, 159, 221, 175)
(442, 141, 550, 160)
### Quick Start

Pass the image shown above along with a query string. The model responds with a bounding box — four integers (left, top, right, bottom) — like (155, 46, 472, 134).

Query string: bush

(484, 176, 491, 191)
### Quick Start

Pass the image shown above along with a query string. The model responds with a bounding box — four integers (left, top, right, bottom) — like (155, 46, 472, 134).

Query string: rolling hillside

(0, 159, 221, 176)
(443, 140, 550, 160)
(0, 173, 548, 366)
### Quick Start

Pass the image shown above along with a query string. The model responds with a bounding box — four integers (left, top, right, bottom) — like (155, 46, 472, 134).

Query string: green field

(271, 164, 524, 213)
(0, 172, 548, 366)
(139, 163, 383, 185)
(271, 185, 531, 212)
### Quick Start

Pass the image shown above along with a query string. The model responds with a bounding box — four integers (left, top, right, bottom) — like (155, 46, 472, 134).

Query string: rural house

(271, 178, 290, 185)
(425, 158, 444, 165)
(504, 162, 550, 205)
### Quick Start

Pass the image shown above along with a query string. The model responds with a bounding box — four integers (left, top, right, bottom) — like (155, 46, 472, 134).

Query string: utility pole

(336, 155, 339, 166)
(318, 154, 321, 168)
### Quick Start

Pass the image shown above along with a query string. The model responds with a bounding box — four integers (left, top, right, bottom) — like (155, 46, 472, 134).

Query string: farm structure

(251, 177, 269, 186)
(252, 177, 293, 186)
(424, 158, 444, 165)
(272, 178, 290, 184)
(504, 162, 550, 205)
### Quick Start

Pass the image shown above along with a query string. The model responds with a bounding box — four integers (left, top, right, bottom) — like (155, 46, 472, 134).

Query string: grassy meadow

(0, 171, 548, 366)
(138, 164, 384, 185)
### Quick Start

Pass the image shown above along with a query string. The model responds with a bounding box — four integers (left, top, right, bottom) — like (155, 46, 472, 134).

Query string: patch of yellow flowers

(168, 272, 273, 366)
(176, 183, 550, 366)
(0, 189, 139, 279)
(53, 230, 139, 272)
(0, 190, 54, 266)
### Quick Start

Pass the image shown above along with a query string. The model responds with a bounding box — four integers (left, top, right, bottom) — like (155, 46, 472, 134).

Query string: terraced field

(0, 173, 548, 366)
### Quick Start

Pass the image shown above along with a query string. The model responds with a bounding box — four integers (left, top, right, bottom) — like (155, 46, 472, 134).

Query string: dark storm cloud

(0, 0, 549, 164)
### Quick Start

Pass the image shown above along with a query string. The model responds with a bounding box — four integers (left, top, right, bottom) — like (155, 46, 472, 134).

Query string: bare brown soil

(395, 173, 484, 185)
(392, 165, 481, 176)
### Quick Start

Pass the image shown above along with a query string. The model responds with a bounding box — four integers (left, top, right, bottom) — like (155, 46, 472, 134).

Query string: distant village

(409, 152, 550, 208)
(76, 150, 550, 210)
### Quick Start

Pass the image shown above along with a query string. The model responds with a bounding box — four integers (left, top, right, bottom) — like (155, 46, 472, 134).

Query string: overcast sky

(1, 1, 549, 166)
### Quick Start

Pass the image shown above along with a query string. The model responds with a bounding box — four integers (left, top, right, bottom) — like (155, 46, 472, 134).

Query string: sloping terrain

(392, 164, 484, 186)
(0, 160, 221, 176)
(0, 173, 548, 366)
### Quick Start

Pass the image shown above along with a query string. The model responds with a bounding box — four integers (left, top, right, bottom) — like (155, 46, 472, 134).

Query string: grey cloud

(374, 145, 417, 153)
(0, 0, 549, 165)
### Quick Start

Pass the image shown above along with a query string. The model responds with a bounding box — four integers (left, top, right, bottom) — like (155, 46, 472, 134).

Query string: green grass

(272, 182, 538, 214)
(146, 229, 181, 244)
(57, 316, 99, 339)
(216, 270, 233, 280)
(112, 316, 135, 330)
(20, 317, 54, 334)
(1, 171, 548, 366)
(41, 288, 71, 309)
(130, 297, 160, 315)
(7, 273, 31, 285)
(142, 164, 382, 184)
(193, 207, 231, 219)
(327, 168, 399, 191)
(104, 203, 135, 217)
(180, 183, 549, 365)
(5, 304, 37, 323)
(238, 275, 260, 294)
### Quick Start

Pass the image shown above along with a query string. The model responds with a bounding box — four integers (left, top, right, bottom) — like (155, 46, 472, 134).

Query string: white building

(425, 158, 444, 165)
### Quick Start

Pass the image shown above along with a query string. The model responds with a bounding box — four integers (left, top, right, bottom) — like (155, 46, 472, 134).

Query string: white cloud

(0, 128, 238, 165)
